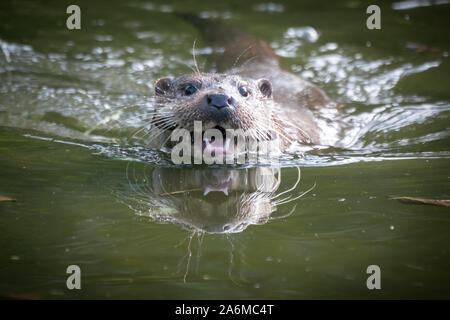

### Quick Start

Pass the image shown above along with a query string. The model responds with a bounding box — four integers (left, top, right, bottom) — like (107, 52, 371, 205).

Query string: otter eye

(184, 85, 197, 96)
(238, 86, 249, 97)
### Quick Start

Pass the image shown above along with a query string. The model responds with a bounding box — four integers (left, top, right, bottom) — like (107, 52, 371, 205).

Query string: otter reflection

(122, 165, 313, 234)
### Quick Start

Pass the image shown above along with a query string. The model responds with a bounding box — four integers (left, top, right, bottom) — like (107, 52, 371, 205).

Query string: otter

(147, 16, 338, 155)
(119, 165, 306, 234)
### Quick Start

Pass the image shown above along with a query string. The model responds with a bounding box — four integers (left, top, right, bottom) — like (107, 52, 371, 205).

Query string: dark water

(0, 0, 449, 299)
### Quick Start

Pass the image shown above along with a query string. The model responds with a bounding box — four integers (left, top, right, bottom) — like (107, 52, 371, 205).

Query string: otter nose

(207, 94, 233, 109)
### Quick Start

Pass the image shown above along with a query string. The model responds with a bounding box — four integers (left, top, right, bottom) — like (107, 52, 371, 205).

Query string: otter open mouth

(202, 125, 233, 155)
(183, 125, 278, 157)
(203, 175, 232, 196)
(187, 125, 234, 156)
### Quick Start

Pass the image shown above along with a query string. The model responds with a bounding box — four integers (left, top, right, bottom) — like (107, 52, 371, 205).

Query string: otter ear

(154, 77, 172, 96)
(258, 79, 272, 98)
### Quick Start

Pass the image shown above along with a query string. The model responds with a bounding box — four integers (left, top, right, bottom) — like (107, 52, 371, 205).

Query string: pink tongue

(203, 137, 231, 154)
(210, 138, 224, 149)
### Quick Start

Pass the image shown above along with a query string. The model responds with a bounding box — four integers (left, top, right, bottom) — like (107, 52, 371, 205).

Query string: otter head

(150, 73, 281, 154)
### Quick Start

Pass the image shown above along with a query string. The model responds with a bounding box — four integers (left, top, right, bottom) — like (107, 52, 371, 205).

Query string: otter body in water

(149, 16, 338, 155)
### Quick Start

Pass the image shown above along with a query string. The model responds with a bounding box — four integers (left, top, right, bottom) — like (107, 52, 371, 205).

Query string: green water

(1, 0, 449, 299)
